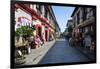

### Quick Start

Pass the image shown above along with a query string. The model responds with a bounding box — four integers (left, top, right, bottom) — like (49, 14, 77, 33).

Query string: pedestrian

(28, 35, 35, 49)
(35, 35, 43, 48)
(83, 33, 92, 51)
(79, 33, 83, 47)
(90, 41, 95, 52)
(69, 37, 72, 46)
(74, 36, 79, 47)
(82, 33, 85, 47)
(69, 37, 74, 46)
(40, 33, 45, 44)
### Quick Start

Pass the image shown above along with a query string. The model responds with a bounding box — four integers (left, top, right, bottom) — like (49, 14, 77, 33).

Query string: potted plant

(15, 25, 35, 54)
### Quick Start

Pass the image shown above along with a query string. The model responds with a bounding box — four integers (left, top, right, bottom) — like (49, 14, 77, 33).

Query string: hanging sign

(18, 17, 31, 27)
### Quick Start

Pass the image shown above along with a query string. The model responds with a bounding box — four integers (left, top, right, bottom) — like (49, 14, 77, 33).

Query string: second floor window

(80, 8, 83, 23)
(83, 8, 87, 21)
(77, 11, 80, 24)
(86, 8, 95, 20)
(36, 5, 42, 14)
(24, 4, 30, 8)
(44, 8, 48, 19)
(90, 8, 94, 17)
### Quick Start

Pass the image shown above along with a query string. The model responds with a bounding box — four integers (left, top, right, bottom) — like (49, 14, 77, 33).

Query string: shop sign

(18, 17, 31, 27)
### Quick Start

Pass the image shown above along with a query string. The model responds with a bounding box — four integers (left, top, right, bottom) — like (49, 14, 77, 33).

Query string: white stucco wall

(32, 20, 42, 25)
(15, 8, 32, 31)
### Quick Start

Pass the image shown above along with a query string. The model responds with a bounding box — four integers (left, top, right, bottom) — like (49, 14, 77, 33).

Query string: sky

(52, 6, 75, 33)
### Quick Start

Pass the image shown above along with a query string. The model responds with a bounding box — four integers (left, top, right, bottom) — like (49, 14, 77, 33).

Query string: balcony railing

(18, 4, 55, 31)
(76, 16, 95, 28)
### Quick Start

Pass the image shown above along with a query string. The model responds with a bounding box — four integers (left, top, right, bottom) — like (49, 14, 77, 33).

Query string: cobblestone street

(39, 38, 91, 64)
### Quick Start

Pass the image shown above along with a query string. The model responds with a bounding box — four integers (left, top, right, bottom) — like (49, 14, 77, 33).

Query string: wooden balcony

(75, 16, 95, 28)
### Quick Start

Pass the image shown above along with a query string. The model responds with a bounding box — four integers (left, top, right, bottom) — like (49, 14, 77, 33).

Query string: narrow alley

(13, 2, 96, 67)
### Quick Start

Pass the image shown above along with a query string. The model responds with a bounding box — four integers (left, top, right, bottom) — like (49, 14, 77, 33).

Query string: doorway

(38, 27, 42, 38)
(45, 30, 48, 41)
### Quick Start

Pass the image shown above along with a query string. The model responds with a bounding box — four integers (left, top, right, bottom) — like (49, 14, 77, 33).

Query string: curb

(37, 40, 56, 64)
(75, 47, 95, 61)
(29, 40, 56, 64)
(20, 40, 56, 65)
(65, 39, 96, 61)
(38, 40, 57, 64)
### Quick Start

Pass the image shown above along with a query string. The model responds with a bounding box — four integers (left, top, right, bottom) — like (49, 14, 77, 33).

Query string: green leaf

(15, 25, 35, 37)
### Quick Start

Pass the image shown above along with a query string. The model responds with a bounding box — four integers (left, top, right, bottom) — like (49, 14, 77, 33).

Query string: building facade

(66, 19, 73, 28)
(15, 3, 60, 42)
(63, 19, 73, 38)
(71, 7, 96, 45)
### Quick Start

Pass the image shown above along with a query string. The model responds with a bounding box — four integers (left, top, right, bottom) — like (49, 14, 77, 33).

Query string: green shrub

(15, 26, 35, 37)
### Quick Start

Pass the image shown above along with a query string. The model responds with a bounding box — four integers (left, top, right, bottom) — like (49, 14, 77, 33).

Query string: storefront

(15, 4, 32, 54)
(15, 4, 32, 31)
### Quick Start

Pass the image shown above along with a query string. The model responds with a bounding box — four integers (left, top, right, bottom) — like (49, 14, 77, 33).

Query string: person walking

(69, 37, 74, 47)
(40, 33, 45, 44)
(83, 33, 92, 52)
(74, 36, 79, 47)
(29, 35, 35, 49)
(79, 33, 83, 47)
(35, 35, 43, 48)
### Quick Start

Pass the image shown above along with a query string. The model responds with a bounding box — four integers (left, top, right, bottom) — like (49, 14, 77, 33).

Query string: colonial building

(15, 3, 60, 42)
(66, 19, 73, 28)
(63, 19, 73, 37)
(71, 7, 96, 41)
